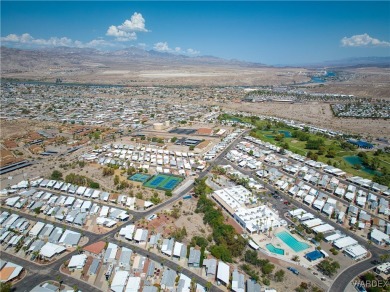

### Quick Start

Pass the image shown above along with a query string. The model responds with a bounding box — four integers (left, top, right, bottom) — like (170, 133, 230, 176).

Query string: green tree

(0, 282, 12, 292)
(317, 259, 340, 277)
(51, 170, 63, 180)
(274, 269, 285, 282)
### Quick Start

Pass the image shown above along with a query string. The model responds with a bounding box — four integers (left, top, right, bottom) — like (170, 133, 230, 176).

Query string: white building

(68, 254, 87, 269)
(370, 229, 390, 246)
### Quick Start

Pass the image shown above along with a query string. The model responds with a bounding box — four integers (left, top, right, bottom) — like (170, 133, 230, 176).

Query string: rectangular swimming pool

(276, 231, 309, 252)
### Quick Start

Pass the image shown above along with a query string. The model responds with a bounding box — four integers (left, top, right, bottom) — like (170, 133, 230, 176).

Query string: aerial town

(1, 1, 390, 292)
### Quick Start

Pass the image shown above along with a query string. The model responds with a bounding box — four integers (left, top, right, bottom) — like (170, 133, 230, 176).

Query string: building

(232, 269, 245, 292)
(68, 254, 87, 270)
(110, 271, 128, 292)
(217, 261, 230, 286)
(0, 261, 23, 283)
(370, 229, 390, 246)
(246, 280, 261, 292)
(161, 238, 175, 256)
(203, 259, 217, 277)
(119, 247, 132, 271)
(83, 241, 106, 256)
(161, 269, 176, 290)
(188, 248, 201, 267)
(39, 242, 66, 260)
(343, 245, 368, 260)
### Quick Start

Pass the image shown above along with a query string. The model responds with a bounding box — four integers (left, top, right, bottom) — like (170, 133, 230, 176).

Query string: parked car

(287, 267, 299, 275)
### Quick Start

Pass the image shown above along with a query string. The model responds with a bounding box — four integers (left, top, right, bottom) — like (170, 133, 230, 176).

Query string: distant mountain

(0, 46, 266, 74)
(299, 56, 390, 68)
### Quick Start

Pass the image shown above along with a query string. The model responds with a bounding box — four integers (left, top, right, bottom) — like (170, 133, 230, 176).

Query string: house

(39, 242, 66, 260)
(0, 261, 24, 283)
(134, 228, 148, 244)
(177, 273, 192, 292)
(125, 277, 141, 292)
(110, 271, 128, 292)
(48, 227, 63, 244)
(68, 254, 87, 270)
(104, 243, 118, 263)
(88, 258, 100, 276)
(343, 245, 368, 260)
(370, 229, 390, 246)
(83, 241, 106, 257)
(59, 230, 81, 247)
(161, 238, 175, 256)
(203, 259, 217, 277)
(119, 247, 132, 271)
(188, 248, 201, 267)
(232, 269, 245, 292)
(132, 255, 145, 272)
(246, 279, 261, 292)
(120, 225, 135, 241)
(217, 261, 230, 286)
(161, 269, 176, 291)
(173, 242, 187, 259)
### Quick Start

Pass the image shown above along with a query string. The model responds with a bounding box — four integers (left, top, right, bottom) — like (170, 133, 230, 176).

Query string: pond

(343, 156, 382, 176)
(278, 130, 292, 138)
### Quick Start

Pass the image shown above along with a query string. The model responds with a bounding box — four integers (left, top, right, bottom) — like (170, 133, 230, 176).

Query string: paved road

(2, 130, 248, 291)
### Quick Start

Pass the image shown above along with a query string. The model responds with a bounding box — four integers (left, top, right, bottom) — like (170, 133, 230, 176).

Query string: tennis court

(144, 174, 183, 191)
(128, 173, 151, 183)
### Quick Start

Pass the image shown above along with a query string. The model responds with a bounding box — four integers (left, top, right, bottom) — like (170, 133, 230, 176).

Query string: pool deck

(251, 227, 317, 267)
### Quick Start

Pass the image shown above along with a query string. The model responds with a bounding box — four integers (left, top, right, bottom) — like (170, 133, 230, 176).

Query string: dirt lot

(137, 197, 213, 243)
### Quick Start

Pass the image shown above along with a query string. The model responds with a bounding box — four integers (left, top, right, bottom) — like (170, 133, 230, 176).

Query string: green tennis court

(144, 174, 183, 191)
(128, 173, 151, 183)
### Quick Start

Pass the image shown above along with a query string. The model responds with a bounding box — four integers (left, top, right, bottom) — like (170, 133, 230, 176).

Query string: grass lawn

(222, 114, 389, 181)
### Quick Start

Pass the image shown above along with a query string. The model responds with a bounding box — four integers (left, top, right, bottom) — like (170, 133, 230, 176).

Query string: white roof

(111, 271, 129, 292)
(217, 261, 230, 284)
(333, 236, 358, 249)
(125, 276, 141, 292)
(371, 228, 389, 242)
(68, 254, 87, 269)
(303, 218, 323, 228)
(344, 245, 368, 258)
(29, 221, 45, 237)
(39, 242, 66, 258)
(134, 229, 144, 241)
(312, 224, 335, 234)
(173, 242, 184, 257)
(289, 208, 306, 216)
(325, 233, 342, 242)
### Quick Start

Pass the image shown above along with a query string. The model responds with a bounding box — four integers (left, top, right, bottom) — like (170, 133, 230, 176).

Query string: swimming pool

(266, 243, 285, 255)
(276, 231, 309, 252)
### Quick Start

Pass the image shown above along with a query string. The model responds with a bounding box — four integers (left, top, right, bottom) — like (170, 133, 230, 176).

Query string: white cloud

(341, 33, 390, 47)
(153, 41, 200, 56)
(186, 48, 200, 55)
(118, 12, 149, 32)
(0, 33, 114, 49)
(106, 25, 137, 41)
(153, 41, 170, 52)
(106, 12, 148, 41)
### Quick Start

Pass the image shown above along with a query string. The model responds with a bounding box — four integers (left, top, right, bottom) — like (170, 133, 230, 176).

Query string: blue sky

(1, 1, 389, 65)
